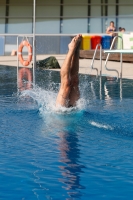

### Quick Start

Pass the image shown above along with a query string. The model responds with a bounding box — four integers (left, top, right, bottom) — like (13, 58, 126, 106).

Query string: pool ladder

(90, 35, 123, 80)
(90, 43, 102, 77)
(104, 36, 123, 79)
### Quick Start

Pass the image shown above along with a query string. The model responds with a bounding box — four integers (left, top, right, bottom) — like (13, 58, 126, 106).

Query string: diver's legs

(69, 36, 82, 106)
(56, 35, 81, 107)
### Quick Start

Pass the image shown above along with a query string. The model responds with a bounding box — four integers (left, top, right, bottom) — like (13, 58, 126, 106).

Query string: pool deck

(0, 55, 133, 79)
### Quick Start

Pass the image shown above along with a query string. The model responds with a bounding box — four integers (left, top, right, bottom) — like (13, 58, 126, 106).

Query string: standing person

(56, 34, 82, 108)
(106, 21, 116, 36)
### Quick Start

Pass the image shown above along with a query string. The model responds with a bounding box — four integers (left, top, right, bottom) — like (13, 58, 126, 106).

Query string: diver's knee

(60, 68, 68, 78)
(71, 76, 79, 86)
(64, 79, 71, 89)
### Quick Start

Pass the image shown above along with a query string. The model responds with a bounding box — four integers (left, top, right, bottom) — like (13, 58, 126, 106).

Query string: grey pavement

(0, 54, 133, 79)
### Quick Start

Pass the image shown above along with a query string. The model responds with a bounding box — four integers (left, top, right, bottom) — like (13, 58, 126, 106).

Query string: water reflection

(17, 67, 33, 91)
(58, 130, 85, 199)
(120, 78, 122, 100)
(104, 81, 112, 102)
(99, 76, 102, 100)
(103, 79, 122, 102)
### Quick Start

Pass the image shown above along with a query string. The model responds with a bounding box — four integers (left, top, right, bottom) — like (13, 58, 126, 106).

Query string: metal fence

(0, 33, 112, 56)
(0, 34, 80, 56)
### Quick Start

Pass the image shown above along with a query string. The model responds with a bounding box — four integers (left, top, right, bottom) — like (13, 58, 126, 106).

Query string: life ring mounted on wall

(18, 40, 32, 67)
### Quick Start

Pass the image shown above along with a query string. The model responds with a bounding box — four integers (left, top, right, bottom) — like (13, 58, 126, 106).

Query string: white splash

(19, 84, 89, 115)
(89, 121, 113, 130)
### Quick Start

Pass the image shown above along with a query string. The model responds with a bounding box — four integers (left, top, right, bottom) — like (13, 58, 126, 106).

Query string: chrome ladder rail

(90, 43, 102, 77)
(104, 36, 123, 80)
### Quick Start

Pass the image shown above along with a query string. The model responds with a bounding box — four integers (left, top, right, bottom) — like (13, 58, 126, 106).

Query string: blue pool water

(1, 66, 133, 199)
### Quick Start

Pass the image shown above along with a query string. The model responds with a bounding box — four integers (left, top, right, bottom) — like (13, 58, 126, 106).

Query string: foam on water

(89, 121, 113, 130)
(19, 83, 88, 116)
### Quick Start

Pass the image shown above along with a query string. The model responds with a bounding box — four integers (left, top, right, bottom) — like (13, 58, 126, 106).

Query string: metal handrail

(104, 35, 123, 80)
(90, 43, 102, 77)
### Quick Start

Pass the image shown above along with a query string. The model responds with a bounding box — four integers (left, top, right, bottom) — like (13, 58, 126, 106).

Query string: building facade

(0, 0, 133, 34)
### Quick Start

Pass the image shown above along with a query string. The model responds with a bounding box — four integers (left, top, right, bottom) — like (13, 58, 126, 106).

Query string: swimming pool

(1, 65, 133, 199)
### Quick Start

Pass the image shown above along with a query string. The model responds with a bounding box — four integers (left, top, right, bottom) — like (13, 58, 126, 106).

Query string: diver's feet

(68, 34, 82, 54)
(75, 34, 82, 54)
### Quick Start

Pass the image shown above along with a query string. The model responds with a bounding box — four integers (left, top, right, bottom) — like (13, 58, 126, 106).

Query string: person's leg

(69, 35, 82, 106)
(56, 35, 81, 107)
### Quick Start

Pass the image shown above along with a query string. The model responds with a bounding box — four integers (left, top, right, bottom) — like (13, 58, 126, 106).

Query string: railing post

(33, 0, 36, 85)
(90, 43, 102, 77)
(104, 35, 123, 80)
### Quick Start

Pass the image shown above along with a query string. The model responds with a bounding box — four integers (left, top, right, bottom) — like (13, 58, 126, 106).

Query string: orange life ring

(18, 40, 32, 66)
(18, 68, 32, 91)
